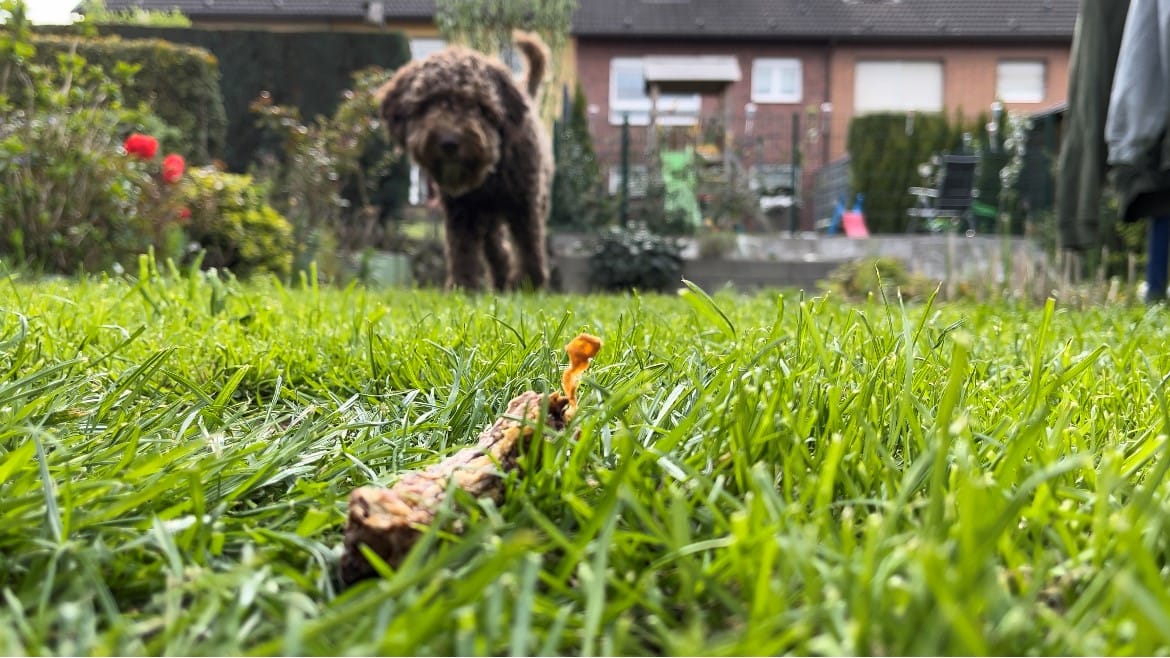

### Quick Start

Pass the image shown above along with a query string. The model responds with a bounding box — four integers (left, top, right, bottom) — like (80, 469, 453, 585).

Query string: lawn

(2, 260, 1170, 655)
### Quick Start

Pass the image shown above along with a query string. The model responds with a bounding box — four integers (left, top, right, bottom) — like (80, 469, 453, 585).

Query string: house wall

(577, 37, 833, 158)
(827, 41, 1071, 159)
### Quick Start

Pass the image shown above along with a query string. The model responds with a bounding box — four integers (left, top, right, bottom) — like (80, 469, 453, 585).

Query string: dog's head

(376, 47, 529, 197)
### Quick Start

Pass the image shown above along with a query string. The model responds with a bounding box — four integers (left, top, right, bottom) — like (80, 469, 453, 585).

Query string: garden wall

(551, 233, 1049, 293)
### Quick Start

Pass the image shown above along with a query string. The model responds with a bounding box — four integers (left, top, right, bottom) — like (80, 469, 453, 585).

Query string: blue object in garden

(1148, 215, 1170, 303)
(828, 195, 846, 234)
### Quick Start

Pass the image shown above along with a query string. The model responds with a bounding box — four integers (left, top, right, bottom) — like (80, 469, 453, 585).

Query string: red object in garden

(178, 207, 191, 220)
(161, 154, 186, 184)
(124, 133, 159, 160)
(842, 210, 869, 238)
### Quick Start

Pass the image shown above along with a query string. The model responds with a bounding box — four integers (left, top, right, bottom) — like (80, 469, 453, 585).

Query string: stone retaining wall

(551, 233, 1048, 293)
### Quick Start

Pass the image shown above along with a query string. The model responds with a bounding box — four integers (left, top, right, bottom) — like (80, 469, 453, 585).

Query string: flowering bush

(123, 132, 159, 159)
(180, 168, 294, 278)
(0, 3, 197, 274)
(0, 5, 186, 273)
(161, 153, 185, 183)
(114, 131, 191, 263)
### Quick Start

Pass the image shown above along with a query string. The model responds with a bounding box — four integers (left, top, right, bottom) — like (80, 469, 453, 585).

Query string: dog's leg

(507, 204, 549, 290)
(443, 207, 489, 291)
(483, 221, 516, 291)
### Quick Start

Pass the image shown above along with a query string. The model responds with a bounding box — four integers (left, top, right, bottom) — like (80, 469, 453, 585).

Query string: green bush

(92, 25, 411, 174)
(408, 239, 447, 288)
(847, 113, 970, 233)
(251, 67, 407, 273)
(28, 33, 226, 164)
(587, 225, 684, 292)
(76, 0, 192, 27)
(181, 168, 294, 278)
(0, 108, 177, 273)
(0, 9, 182, 274)
(823, 256, 932, 301)
(550, 83, 612, 231)
(695, 229, 737, 259)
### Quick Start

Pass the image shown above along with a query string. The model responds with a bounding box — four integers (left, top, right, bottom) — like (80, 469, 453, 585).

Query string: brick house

(105, 0, 1076, 229)
(572, 0, 1076, 228)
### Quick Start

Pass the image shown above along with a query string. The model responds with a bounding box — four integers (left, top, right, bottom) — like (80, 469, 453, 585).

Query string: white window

(499, 44, 525, 76)
(854, 60, 943, 113)
(608, 165, 649, 197)
(997, 60, 1046, 103)
(751, 58, 802, 104)
(409, 164, 425, 205)
(408, 37, 495, 205)
(409, 38, 446, 61)
(609, 58, 700, 126)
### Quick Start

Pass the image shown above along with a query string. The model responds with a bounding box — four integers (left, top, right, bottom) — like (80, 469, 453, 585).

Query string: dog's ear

(484, 64, 530, 127)
(376, 66, 417, 146)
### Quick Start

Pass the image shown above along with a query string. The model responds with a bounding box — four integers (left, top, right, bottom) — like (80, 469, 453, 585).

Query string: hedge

(92, 26, 412, 173)
(29, 34, 227, 165)
(846, 113, 968, 233)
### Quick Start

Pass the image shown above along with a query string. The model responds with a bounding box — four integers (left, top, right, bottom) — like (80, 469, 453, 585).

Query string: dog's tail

(513, 30, 550, 99)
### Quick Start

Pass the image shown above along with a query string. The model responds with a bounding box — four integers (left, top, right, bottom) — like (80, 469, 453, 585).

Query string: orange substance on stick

(562, 333, 602, 409)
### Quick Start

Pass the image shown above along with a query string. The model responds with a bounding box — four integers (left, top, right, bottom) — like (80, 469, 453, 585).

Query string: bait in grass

(339, 333, 602, 586)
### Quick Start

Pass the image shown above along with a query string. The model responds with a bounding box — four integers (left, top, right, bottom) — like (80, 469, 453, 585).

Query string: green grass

(3, 258, 1170, 655)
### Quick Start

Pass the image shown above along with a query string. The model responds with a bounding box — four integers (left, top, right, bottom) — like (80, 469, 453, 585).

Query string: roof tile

(100, 0, 1077, 39)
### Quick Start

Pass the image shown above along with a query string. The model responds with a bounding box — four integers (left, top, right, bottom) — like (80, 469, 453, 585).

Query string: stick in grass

(339, 333, 602, 586)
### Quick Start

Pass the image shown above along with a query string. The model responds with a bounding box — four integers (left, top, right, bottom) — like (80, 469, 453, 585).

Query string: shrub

(550, 83, 612, 231)
(846, 113, 971, 233)
(77, 0, 192, 27)
(408, 239, 447, 288)
(823, 256, 932, 301)
(181, 168, 294, 278)
(0, 108, 174, 273)
(695, 229, 737, 259)
(91, 25, 412, 173)
(28, 33, 226, 164)
(587, 225, 684, 293)
(0, 9, 183, 274)
(250, 67, 407, 275)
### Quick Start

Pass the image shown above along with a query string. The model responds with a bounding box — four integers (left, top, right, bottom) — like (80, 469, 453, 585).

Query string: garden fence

(580, 104, 1061, 235)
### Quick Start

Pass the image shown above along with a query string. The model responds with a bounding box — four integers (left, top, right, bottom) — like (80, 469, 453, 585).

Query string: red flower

(178, 207, 191, 219)
(161, 154, 185, 184)
(123, 133, 159, 160)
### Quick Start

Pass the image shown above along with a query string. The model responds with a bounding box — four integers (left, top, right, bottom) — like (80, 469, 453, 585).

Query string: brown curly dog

(377, 33, 552, 291)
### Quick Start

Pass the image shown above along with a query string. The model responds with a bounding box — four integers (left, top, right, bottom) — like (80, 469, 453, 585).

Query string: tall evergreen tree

(550, 83, 608, 229)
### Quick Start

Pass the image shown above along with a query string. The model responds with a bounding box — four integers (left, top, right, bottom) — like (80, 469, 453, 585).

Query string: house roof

(96, 0, 435, 21)
(99, 0, 1078, 40)
(572, 0, 1078, 40)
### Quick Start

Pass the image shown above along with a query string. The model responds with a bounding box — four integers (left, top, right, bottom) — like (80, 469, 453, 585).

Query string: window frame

(408, 37, 446, 61)
(751, 58, 803, 104)
(853, 59, 944, 114)
(996, 59, 1047, 104)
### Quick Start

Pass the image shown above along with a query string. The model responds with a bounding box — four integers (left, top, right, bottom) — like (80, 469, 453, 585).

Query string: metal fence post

(789, 112, 800, 234)
(551, 117, 562, 224)
(620, 114, 630, 225)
